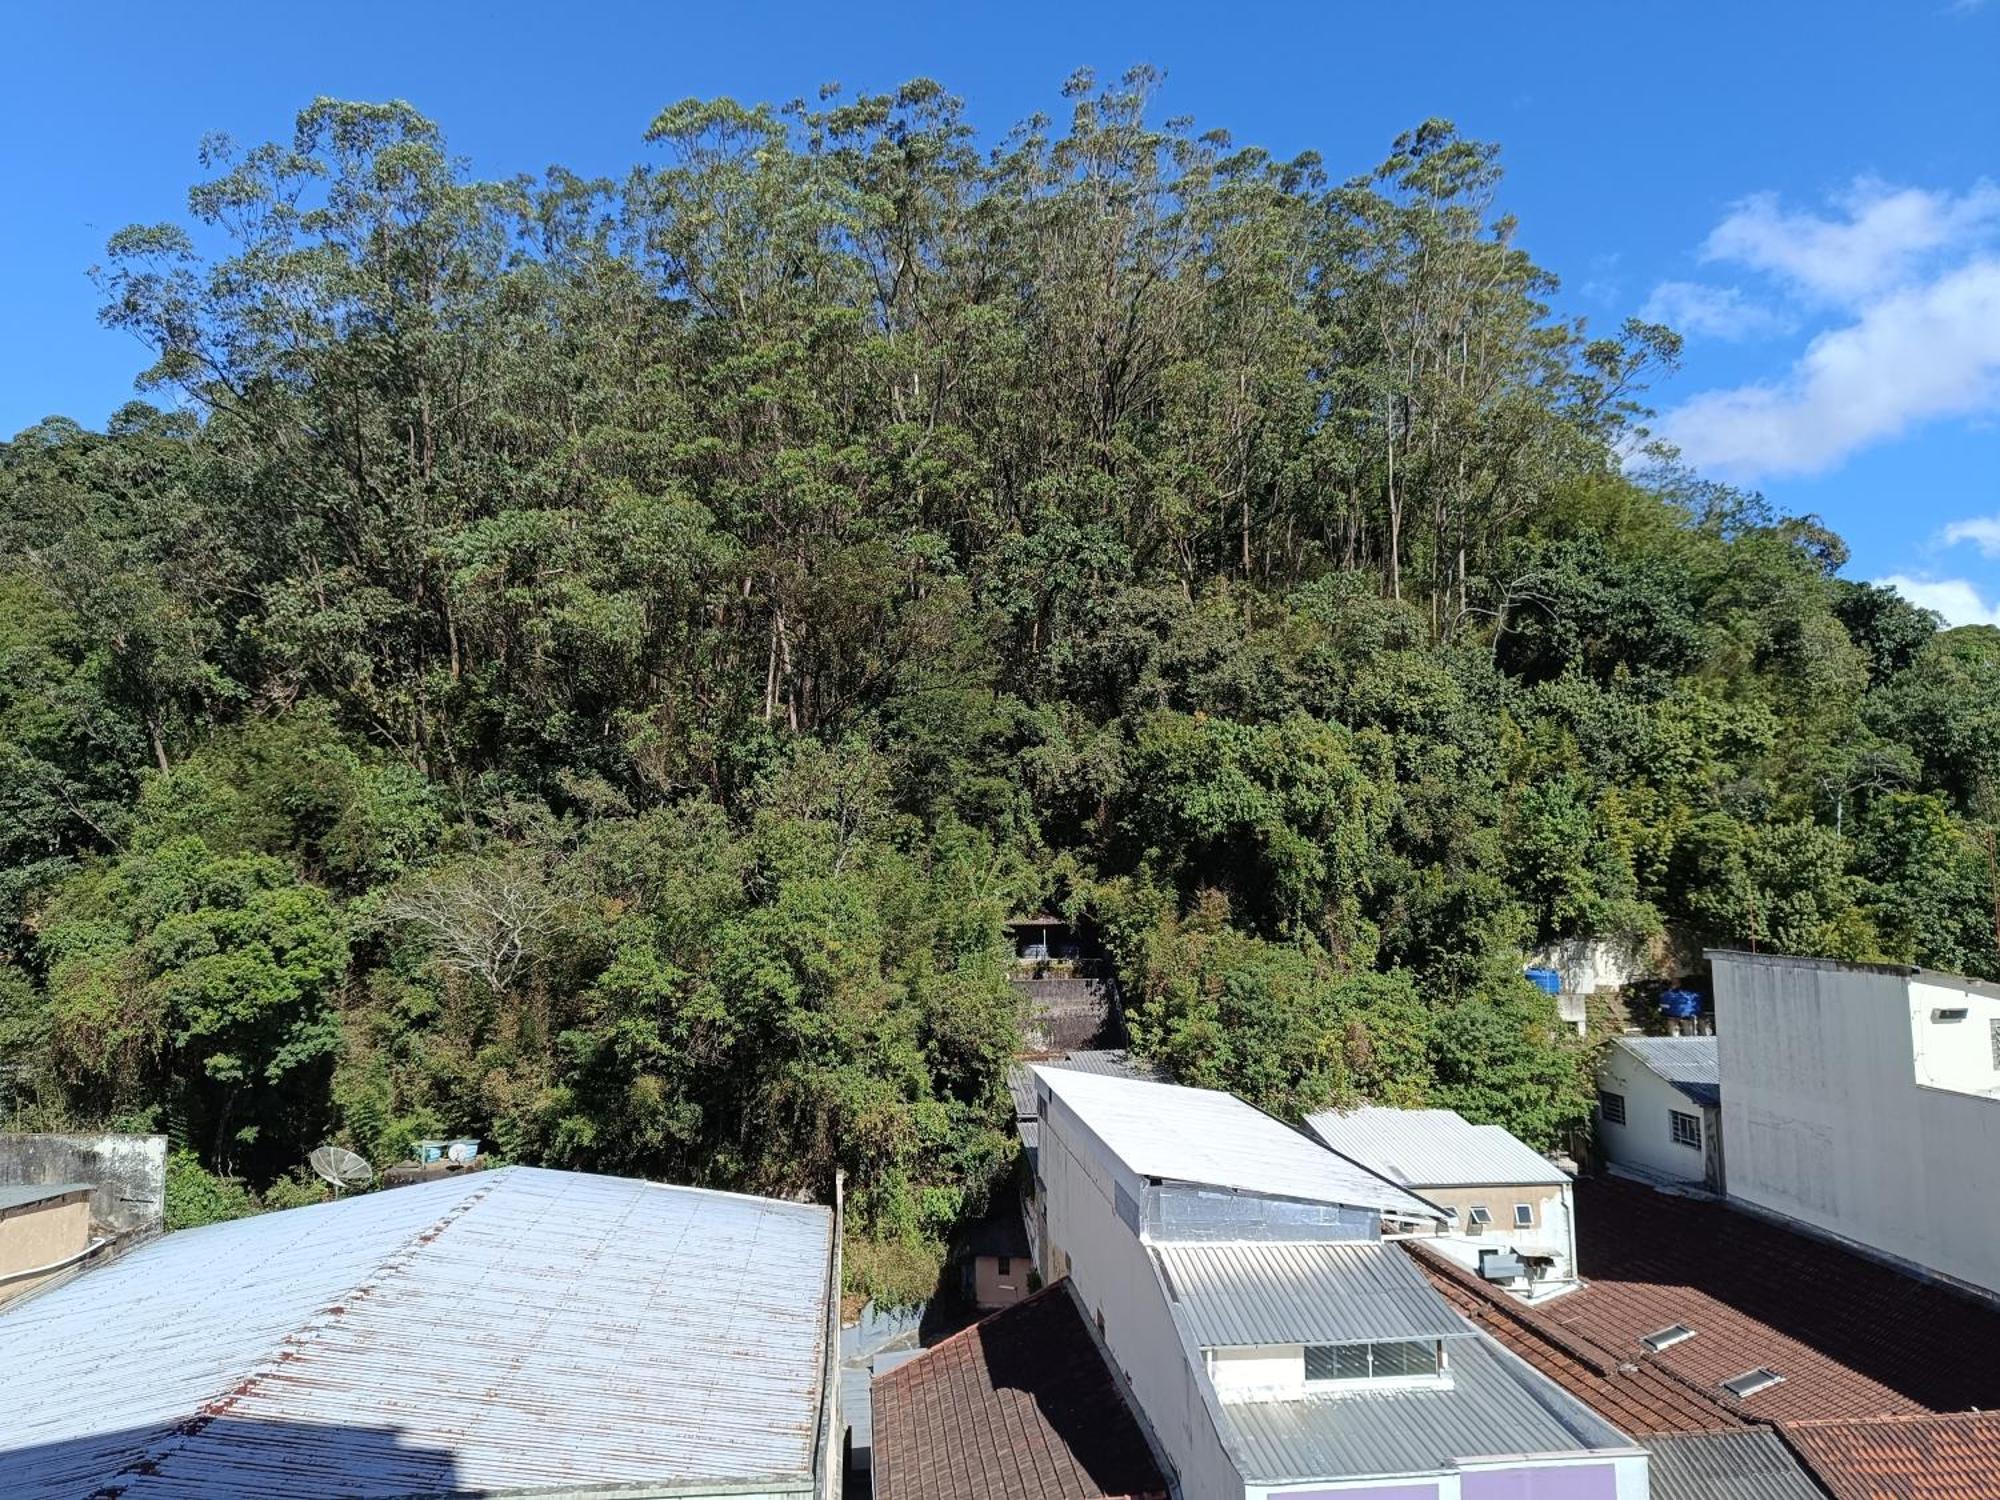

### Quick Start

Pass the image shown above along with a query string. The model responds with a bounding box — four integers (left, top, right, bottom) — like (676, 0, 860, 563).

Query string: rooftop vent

(1641, 1324, 1696, 1351)
(1721, 1367, 1784, 1399)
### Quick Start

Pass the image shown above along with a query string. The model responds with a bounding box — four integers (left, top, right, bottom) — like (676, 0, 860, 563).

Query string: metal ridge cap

(105, 1170, 508, 1486)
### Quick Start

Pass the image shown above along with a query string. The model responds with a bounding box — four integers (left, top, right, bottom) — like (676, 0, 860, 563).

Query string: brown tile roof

(1558, 1177, 2000, 1424)
(1407, 1177, 2000, 1500)
(1409, 1240, 1745, 1436)
(1781, 1413, 2000, 1500)
(871, 1280, 1169, 1500)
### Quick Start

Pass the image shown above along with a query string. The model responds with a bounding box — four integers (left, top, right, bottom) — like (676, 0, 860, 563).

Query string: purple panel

(1462, 1463, 1618, 1500)
(1269, 1487, 1437, 1500)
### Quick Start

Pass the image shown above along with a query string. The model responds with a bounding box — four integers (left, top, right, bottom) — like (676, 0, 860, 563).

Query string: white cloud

(1639, 280, 1789, 341)
(1657, 256, 2000, 477)
(1702, 179, 2000, 304)
(1942, 515, 2000, 556)
(1879, 574, 2000, 628)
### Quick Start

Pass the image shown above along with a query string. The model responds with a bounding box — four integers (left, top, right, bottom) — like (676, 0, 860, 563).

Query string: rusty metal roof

(0, 1165, 834, 1498)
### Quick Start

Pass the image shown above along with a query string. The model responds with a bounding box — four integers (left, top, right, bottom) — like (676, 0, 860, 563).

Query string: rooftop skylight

(1720, 1367, 1784, 1399)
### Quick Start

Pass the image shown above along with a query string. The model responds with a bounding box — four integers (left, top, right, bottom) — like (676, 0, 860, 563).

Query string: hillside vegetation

(4, 73, 1997, 1288)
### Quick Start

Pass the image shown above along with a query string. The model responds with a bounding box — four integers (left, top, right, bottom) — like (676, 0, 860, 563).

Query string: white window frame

(1670, 1109, 1702, 1149)
(1721, 1367, 1784, 1399)
(1513, 1203, 1534, 1228)
(1302, 1339, 1449, 1394)
(1642, 1323, 1696, 1351)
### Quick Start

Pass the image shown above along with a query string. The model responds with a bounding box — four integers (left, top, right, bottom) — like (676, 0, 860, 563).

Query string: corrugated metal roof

(1030, 1067, 1445, 1221)
(1643, 1430, 1826, 1500)
(0, 1182, 94, 1213)
(1009, 1050, 1162, 1121)
(1217, 1332, 1631, 1483)
(1302, 1108, 1570, 1188)
(1048, 1049, 1166, 1080)
(1155, 1240, 1474, 1348)
(1619, 1036, 1722, 1108)
(0, 1165, 834, 1498)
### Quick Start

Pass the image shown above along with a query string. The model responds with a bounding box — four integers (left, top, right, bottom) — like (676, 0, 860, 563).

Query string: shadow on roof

(875, 1283, 1168, 1500)
(1564, 1176, 2000, 1419)
(1, 1415, 465, 1499)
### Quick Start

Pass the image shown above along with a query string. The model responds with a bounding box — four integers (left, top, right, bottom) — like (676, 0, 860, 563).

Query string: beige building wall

(971, 1253, 1030, 1308)
(0, 1194, 91, 1305)
(1418, 1183, 1563, 1237)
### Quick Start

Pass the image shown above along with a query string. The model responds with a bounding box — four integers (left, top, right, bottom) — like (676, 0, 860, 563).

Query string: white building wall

(1208, 1344, 1305, 1401)
(1712, 954, 2000, 1301)
(1036, 1088, 1247, 1500)
(1594, 1048, 1710, 1187)
(1908, 979, 2000, 1093)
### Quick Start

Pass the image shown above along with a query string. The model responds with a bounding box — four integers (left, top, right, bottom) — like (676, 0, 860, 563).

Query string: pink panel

(1461, 1463, 1619, 1500)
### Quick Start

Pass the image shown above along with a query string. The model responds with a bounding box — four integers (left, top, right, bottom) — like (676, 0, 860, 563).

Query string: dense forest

(4, 72, 1998, 1293)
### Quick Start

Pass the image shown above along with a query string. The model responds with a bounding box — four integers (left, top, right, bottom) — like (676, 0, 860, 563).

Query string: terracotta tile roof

(1558, 1178, 2000, 1424)
(1408, 1178, 2000, 1500)
(870, 1280, 1169, 1500)
(1781, 1413, 2000, 1500)
(1408, 1241, 1744, 1436)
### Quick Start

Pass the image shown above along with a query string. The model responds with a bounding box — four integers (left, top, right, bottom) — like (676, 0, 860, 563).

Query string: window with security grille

(1304, 1341, 1440, 1383)
(1598, 1090, 1626, 1126)
(1670, 1110, 1702, 1149)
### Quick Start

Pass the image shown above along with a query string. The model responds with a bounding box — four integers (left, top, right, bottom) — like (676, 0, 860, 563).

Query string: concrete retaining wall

(0, 1133, 166, 1235)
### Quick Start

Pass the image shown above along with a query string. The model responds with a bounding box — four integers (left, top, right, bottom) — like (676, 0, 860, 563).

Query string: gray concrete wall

(1712, 954, 2000, 1301)
(0, 1133, 166, 1235)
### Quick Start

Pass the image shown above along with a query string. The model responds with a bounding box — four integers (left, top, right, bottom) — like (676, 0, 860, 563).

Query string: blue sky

(4, 1, 1997, 619)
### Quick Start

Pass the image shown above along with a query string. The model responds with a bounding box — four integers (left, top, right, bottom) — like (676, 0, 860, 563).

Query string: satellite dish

(308, 1146, 375, 1199)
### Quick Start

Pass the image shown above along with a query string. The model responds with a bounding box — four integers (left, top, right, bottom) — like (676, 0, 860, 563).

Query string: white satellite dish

(308, 1145, 375, 1199)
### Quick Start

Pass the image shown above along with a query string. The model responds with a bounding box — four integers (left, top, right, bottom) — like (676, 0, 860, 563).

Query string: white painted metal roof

(1029, 1066, 1444, 1220)
(1155, 1239, 1474, 1348)
(0, 1165, 834, 1498)
(1301, 1107, 1570, 1188)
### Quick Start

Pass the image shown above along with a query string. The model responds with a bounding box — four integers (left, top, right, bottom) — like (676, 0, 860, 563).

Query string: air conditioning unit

(1479, 1249, 1526, 1282)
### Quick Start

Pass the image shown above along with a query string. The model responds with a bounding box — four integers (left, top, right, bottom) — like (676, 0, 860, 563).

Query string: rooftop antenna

(308, 1145, 375, 1201)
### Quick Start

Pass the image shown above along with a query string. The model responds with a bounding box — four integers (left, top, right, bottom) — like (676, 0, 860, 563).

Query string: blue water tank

(1524, 967, 1562, 996)
(1659, 988, 1703, 1018)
